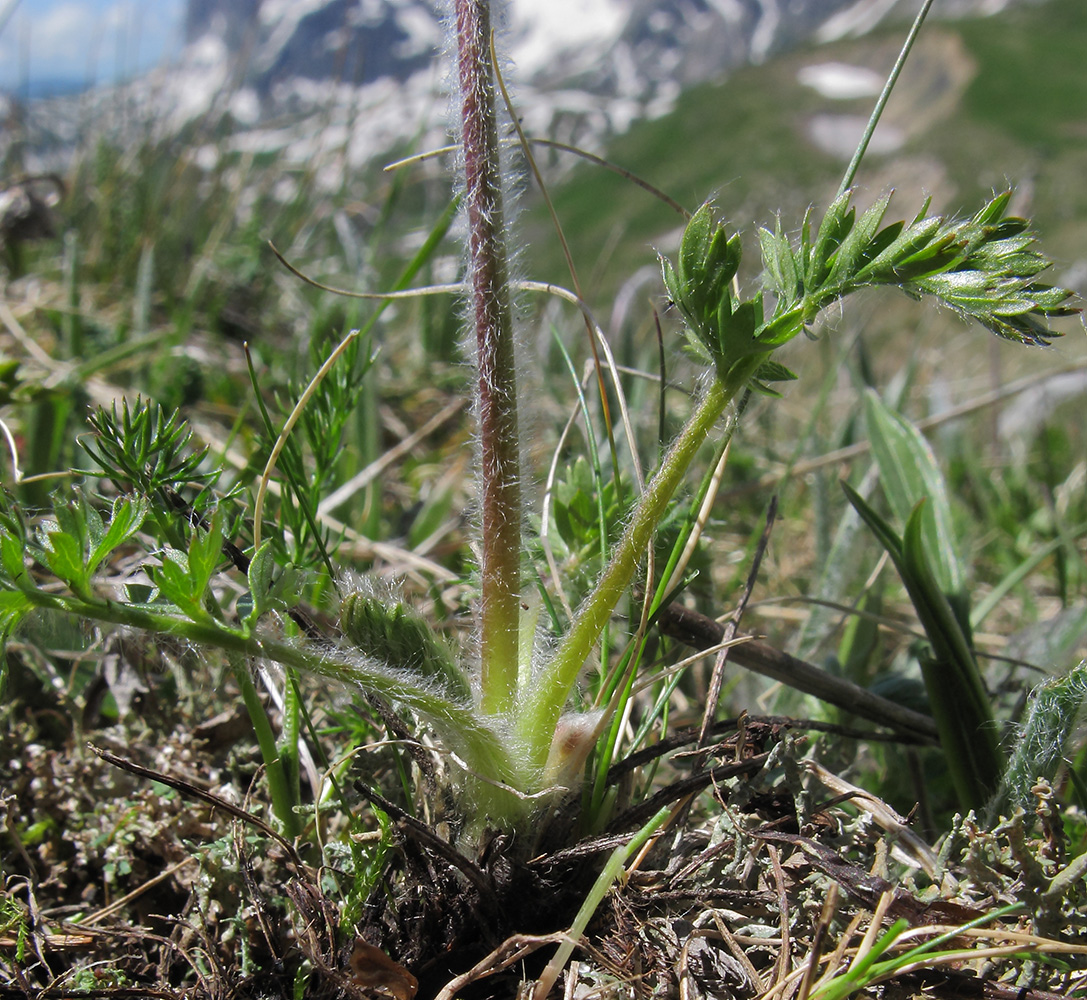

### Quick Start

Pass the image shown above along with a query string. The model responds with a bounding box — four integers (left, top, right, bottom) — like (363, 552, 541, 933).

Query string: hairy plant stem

(456, 0, 522, 716)
(16, 587, 518, 791)
(231, 652, 303, 836)
(518, 369, 752, 768)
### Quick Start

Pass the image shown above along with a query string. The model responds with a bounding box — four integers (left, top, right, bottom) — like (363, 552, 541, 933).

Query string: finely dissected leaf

(898, 192, 1077, 346)
(807, 189, 855, 288)
(83, 397, 215, 494)
(671, 189, 1072, 410)
(825, 191, 892, 286)
(340, 592, 472, 705)
(864, 390, 964, 597)
(763, 188, 1078, 348)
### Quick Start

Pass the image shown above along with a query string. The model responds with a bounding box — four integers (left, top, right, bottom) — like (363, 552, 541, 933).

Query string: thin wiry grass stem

(836, 0, 936, 196)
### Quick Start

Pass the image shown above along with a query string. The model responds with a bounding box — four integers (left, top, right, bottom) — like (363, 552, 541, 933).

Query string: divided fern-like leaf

(83, 397, 216, 495)
(340, 591, 473, 705)
(761, 188, 1077, 347)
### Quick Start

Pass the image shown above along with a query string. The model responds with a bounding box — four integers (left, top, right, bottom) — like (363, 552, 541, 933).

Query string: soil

(2, 655, 1085, 1000)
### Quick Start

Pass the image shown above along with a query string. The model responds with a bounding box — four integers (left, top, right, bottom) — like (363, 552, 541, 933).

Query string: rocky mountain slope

(4, 0, 1042, 177)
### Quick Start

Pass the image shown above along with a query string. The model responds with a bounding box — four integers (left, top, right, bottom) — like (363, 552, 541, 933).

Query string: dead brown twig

(432, 932, 568, 1000)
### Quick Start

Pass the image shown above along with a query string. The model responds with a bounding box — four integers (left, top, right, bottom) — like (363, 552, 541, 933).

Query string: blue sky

(0, 0, 185, 93)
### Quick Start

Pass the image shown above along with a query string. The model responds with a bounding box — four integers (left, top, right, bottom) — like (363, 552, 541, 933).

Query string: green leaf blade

(863, 390, 964, 597)
(87, 494, 150, 577)
(43, 531, 90, 595)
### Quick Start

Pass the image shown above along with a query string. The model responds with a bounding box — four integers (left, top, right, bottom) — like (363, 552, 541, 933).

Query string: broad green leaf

(0, 530, 27, 581)
(87, 494, 150, 576)
(844, 483, 1000, 808)
(43, 531, 90, 595)
(864, 389, 964, 597)
(1004, 604, 1087, 666)
(186, 510, 225, 602)
(917, 646, 1001, 809)
(840, 481, 903, 563)
(153, 547, 208, 619)
(900, 507, 987, 717)
(0, 590, 32, 632)
(837, 588, 882, 681)
(245, 539, 277, 623)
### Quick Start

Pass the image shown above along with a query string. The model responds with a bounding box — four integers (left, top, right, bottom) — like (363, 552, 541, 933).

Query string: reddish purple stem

(456, 0, 521, 712)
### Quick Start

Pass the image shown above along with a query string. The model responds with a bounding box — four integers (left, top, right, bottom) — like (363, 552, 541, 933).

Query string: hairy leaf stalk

(9, 584, 516, 789)
(456, 0, 522, 715)
(517, 369, 752, 768)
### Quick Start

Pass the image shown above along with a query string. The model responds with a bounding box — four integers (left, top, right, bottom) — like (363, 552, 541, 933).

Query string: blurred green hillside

(525, 0, 1087, 302)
